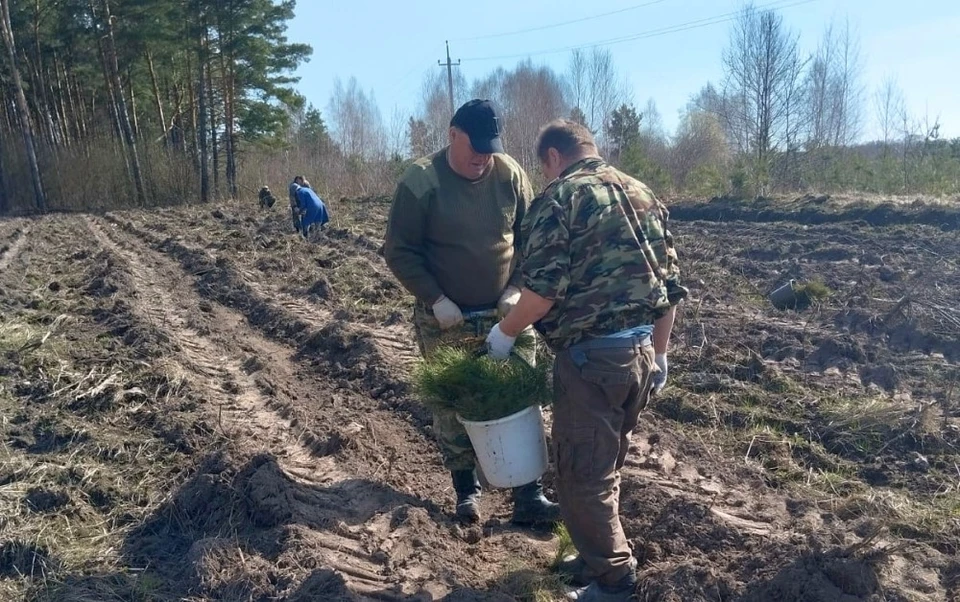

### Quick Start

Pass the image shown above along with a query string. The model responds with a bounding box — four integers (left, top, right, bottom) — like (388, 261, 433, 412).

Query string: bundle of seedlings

(414, 337, 551, 422)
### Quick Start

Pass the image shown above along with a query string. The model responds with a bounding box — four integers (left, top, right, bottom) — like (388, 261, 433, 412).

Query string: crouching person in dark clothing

(258, 186, 277, 209)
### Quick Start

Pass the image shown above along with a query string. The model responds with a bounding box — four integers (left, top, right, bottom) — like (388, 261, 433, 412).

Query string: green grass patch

(551, 523, 577, 570)
(414, 339, 550, 422)
(770, 279, 832, 310)
(793, 279, 832, 309)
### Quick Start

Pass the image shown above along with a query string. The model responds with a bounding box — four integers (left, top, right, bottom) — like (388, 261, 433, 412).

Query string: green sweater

(384, 149, 533, 309)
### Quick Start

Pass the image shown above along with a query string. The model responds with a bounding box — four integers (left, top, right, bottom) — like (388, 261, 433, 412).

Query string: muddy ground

(0, 193, 958, 601)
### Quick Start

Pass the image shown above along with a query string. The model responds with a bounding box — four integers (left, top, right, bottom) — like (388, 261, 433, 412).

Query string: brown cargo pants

(551, 335, 656, 586)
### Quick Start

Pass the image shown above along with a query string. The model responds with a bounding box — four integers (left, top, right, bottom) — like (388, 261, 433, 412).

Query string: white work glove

(497, 286, 522, 316)
(486, 323, 517, 360)
(431, 295, 463, 330)
(651, 353, 668, 394)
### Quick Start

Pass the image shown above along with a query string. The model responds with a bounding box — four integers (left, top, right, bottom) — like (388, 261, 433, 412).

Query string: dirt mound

(301, 324, 390, 386)
(740, 552, 883, 602)
(23, 487, 71, 513)
(84, 250, 125, 297)
(638, 563, 735, 602)
(0, 540, 57, 579)
(287, 568, 357, 602)
(670, 195, 960, 230)
(186, 538, 277, 600)
(307, 276, 335, 300)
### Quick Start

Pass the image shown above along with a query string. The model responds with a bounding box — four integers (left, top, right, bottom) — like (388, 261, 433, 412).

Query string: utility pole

(438, 40, 460, 118)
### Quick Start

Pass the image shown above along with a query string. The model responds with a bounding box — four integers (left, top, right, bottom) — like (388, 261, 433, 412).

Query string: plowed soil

(1, 194, 957, 602)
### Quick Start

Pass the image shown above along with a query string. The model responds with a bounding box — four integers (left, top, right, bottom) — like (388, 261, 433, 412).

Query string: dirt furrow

(0, 225, 28, 272)
(102, 212, 418, 404)
(85, 217, 304, 455)
(669, 195, 960, 230)
(83, 216, 434, 598)
(86, 215, 560, 600)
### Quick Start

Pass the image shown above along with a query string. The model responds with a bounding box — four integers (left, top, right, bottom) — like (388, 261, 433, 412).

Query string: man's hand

(432, 296, 463, 330)
(497, 286, 522, 316)
(486, 323, 516, 360)
(651, 353, 668, 394)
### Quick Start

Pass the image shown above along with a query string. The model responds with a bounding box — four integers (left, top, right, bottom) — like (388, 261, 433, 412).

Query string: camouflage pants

(413, 302, 535, 472)
(290, 202, 303, 233)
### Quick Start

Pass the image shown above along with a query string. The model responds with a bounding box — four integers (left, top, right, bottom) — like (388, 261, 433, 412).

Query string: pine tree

(605, 104, 642, 162)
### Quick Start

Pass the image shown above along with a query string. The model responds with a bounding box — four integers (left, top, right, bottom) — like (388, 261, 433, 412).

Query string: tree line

(319, 5, 959, 199)
(1, 2, 957, 215)
(0, 0, 310, 214)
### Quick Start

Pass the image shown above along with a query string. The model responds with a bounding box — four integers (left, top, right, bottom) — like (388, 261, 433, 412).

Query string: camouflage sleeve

(521, 194, 570, 301)
(507, 168, 535, 290)
(644, 201, 685, 305)
(383, 182, 445, 305)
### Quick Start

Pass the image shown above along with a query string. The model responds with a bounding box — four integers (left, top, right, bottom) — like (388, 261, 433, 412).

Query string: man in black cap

(384, 99, 559, 526)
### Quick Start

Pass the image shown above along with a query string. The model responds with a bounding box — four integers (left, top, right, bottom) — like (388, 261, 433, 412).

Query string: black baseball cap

(450, 99, 504, 154)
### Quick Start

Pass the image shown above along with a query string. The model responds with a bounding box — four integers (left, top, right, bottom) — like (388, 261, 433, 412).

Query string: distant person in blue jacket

(293, 179, 329, 239)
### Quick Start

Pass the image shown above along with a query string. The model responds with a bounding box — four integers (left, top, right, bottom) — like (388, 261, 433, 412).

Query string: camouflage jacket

(522, 157, 684, 350)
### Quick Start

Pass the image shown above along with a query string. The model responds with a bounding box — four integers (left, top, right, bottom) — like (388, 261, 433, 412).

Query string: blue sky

(284, 0, 960, 140)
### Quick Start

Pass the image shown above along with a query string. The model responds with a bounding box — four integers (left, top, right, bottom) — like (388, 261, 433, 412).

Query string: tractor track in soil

(82, 214, 560, 600)
(111, 200, 960, 601)
(0, 225, 29, 273)
(101, 213, 420, 396)
(82, 215, 441, 598)
(83, 216, 318, 467)
(3, 198, 957, 602)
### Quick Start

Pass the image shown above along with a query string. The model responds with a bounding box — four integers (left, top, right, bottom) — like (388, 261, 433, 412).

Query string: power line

(382, 43, 444, 98)
(461, 0, 818, 62)
(453, 0, 671, 42)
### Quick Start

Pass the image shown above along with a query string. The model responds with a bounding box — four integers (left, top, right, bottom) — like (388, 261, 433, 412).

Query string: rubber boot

(451, 470, 481, 523)
(511, 478, 561, 526)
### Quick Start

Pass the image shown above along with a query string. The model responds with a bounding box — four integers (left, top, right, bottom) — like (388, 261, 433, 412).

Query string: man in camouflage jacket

(486, 120, 686, 602)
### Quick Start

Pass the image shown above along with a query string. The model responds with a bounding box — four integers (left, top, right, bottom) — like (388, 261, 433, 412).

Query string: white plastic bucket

(458, 405, 548, 488)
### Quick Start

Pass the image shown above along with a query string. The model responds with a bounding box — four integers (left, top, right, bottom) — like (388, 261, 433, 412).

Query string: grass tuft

(551, 523, 577, 570)
(794, 279, 832, 309)
(493, 561, 567, 602)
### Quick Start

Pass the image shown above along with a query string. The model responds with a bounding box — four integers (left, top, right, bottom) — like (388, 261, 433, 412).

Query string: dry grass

(818, 394, 943, 457)
(493, 560, 568, 602)
(0, 305, 195, 601)
(2, 139, 202, 215)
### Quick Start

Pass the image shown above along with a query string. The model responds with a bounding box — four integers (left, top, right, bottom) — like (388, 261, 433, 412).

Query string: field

(0, 193, 958, 601)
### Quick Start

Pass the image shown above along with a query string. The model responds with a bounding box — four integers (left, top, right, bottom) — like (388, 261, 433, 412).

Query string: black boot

(556, 554, 638, 588)
(566, 571, 638, 602)
(511, 478, 561, 526)
(451, 470, 481, 523)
